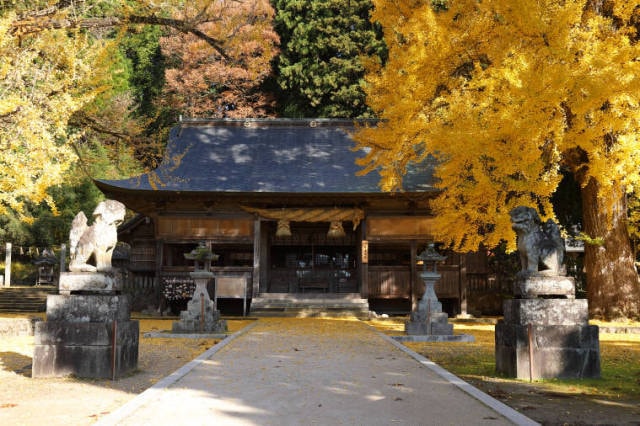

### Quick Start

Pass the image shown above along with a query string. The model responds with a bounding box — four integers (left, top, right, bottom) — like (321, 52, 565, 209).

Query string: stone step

(251, 293, 370, 318)
(0, 286, 58, 313)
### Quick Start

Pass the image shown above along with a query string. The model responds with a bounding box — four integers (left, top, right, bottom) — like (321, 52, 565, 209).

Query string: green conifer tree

(273, 0, 386, 118)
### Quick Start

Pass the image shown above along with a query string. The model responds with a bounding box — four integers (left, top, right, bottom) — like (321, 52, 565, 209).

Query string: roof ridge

(176, 118, 377, 128)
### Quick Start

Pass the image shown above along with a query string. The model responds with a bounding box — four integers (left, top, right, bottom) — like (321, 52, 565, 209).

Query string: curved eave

(94, 178, 438, 216)
(94, 178, 437, 198)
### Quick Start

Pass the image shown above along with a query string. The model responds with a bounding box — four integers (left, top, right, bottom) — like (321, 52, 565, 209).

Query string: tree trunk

(581, 178, 640, 319)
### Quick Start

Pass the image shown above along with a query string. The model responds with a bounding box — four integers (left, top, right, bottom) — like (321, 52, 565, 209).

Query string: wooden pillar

(155, 239, 164, 311)
(459, 253, 469, 317)
(359, 220, 368, 298)
(252, 218, 261, 297)
(4, 242, 11, 287)
(410, 241, 418, 312)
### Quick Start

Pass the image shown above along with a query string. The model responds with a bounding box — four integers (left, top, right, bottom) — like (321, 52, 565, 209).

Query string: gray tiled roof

(96, 119, 436, 194)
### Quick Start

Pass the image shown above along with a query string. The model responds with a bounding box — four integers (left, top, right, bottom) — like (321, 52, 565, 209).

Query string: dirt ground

(466, 377, 640, 426)
(0, 332, 222, 425)
(1, 320, 639, 426)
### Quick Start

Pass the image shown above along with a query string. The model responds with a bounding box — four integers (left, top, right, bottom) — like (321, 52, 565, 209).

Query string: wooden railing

(466, 273, 510, 292)
(437, 265, 460, 298)
(368, 267, 411, 298)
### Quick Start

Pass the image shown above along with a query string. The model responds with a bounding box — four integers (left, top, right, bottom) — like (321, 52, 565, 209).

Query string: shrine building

(96, 118, 493, 316)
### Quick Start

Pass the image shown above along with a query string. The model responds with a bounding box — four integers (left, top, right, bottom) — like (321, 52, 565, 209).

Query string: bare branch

(127, 15, 229, 60)
(10, 13, 229, 60)
(69, 111, 131, 142)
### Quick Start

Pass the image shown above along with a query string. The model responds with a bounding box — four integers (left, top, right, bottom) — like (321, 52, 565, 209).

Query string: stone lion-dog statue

(509, 206, 565, 277)
(69, 200, 126, 272)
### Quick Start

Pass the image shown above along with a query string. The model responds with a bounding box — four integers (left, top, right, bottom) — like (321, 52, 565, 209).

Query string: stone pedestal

(495, 298, 600, 379)
(405, 311, 453, 335)
(402, 268, 473, 342)
(172, 272, 227, 334)
(58, 270, 122, 295)
(32, 271, 139, 379)
(513, 274, 576, 299)
(406, 271, 454, 336)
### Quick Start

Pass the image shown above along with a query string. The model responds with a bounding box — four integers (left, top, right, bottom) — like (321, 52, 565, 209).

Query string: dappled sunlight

(136, 317, 253, 334)
(591, 319, 640, 328)
(602, 340, 640, 347)
(0, 336, 33, 359)
(365, 394, 385, 402)
(216, 400, 272, 417)
(324, 385, 358, 396)
(304, 143, 332, 160)
(273, 147, 302, 163)
(0, 312, 46, 320)
(380, 371, 411, 378)
(373, 316, 640, 404)
(230, 144, 252, 164)
(265, 354, 294, 361)
(162, 388, 273, 421)
(600, 333, 640, 343)
(591, 398, 639, 409)
(199, 359, 222, 367)
(217, 404, 271, 419)
(368, 317, 407, 336)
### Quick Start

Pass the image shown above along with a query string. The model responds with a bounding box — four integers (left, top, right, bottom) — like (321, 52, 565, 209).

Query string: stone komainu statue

(69, 200, 126, 272)
(509, 206, 565, 276)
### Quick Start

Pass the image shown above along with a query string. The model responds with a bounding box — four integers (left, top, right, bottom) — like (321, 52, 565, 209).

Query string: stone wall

(0, 317, 41, 337)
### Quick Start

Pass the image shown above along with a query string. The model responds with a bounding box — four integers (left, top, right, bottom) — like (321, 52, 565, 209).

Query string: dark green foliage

(487, 242, 520, 287)
(273, 0, 386, 118)
(119, 25, 175, 167)
(0, 177, 104, 248)
(30, 179, 104, 247)
(120, 26, 167, 118)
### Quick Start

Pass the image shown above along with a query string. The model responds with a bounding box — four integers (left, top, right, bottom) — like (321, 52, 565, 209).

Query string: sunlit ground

(0, 314, 255, 378)
(2, 312, 639, 400)
(370, 316, 640, 399)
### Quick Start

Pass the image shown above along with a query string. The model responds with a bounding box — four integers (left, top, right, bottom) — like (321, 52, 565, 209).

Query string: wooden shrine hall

(96, 119, 489, 317)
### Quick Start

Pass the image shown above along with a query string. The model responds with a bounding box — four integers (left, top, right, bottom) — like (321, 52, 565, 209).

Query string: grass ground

(370, 317, 640, 401)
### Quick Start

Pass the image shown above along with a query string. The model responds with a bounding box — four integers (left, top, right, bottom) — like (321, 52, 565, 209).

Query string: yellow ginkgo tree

(0, 12, 109, 220)
(355, 0, 640, 319)
(1, 0, 278, 221)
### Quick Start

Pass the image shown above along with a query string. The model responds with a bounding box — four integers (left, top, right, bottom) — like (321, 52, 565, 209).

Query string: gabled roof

(96, 119, 436, 195)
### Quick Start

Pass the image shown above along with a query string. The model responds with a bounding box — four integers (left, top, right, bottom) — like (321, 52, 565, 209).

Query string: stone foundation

(172, 292, 227, 334)
(32, 271, 139, 379)
(33, 320, 139, 378)
(405, 312, 453, 335)
(45, 294, 132, 322)
(0, 317, 42, 337)
(495, 298, 600, 379)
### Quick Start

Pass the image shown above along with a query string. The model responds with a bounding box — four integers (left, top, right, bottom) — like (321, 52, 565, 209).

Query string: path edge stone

(373, 328, 540, 426)
(93, 321, 259, 426)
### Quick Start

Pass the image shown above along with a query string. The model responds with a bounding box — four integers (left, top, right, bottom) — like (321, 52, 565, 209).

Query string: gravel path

(96, 318, 529, 425)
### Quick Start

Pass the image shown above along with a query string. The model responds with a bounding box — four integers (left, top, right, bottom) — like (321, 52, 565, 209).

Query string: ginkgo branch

(10, 14, 229, 60)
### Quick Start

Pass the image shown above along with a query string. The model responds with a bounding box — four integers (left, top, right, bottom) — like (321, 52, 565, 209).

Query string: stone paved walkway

(96, 318, 537, 426)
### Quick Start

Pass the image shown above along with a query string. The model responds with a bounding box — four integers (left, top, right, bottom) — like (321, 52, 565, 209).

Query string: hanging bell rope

(276, 219, 292, 237)
(242, 207, 364, 230)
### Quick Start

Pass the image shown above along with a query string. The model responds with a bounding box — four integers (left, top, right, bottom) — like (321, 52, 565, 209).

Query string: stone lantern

(396, 244, 473, 342)
(405, 244, 453, 336)
(172, 242, 227, 333)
